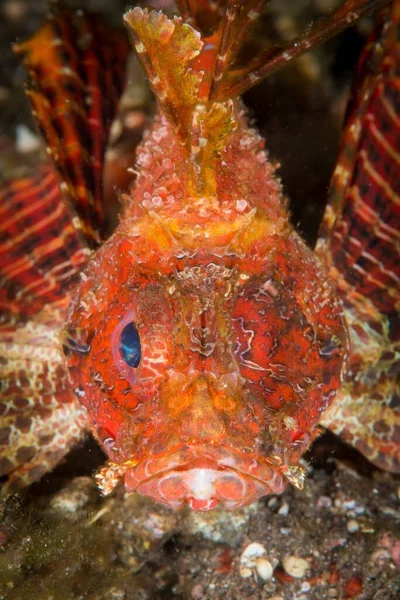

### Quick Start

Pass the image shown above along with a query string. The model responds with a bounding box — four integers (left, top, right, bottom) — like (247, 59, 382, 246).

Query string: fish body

(0, 0, 398, 510)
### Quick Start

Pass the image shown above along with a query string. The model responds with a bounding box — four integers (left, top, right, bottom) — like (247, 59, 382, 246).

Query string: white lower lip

(176, 468, 219, 500)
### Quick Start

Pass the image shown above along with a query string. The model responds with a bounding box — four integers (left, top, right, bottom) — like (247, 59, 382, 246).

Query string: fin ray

(0, 167, 90, 321)
(0, 304, 87, 492)
(16, 7, 130, 246)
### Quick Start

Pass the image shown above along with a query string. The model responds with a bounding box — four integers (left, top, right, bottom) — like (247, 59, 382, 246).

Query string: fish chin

(123, 446, 287, 511)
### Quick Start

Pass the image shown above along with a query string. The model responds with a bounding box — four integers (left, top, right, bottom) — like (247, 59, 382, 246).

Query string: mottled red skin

(66, 113, 346, 509)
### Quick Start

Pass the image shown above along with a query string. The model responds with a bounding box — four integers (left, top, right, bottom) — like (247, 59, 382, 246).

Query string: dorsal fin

(15, 6, 130, 246)
(124, 1, 390, 196)
(124, 8, 204, 147)
(124, 5, 259, 195)
(219, 0, 392, 98)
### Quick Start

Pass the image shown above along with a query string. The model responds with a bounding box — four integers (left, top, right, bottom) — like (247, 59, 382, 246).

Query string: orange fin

(318, 2, 400, 473)
(15, 7, 130, 246)
(124, 8, 204, 146)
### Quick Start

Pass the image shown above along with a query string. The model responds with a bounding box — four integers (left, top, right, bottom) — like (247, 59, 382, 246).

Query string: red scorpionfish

(0, 0, 399, 511)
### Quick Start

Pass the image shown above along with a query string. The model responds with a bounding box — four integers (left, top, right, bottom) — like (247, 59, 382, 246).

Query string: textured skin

(317, 1, 400, 472)
(0, 1, 398, 508)
(66, 111, 345, 508)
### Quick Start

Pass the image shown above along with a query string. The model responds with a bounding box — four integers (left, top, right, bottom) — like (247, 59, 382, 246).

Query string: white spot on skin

(236, 199, 248, 212)
(152, 196, 163, 206)
(135, 41, 145, 53)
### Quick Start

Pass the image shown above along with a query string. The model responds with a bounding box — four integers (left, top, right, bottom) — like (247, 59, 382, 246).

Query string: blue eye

(119, 322, 141, 368)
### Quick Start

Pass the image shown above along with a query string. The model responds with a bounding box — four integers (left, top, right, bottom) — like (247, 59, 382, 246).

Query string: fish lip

(123, 444, 287, 508)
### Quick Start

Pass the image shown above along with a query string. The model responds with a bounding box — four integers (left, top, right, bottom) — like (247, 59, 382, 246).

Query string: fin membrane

(0, 166, 90, 321)
(0, 304, 87, 493)
(15, 6, 130, 246)
(124, 2, 390, 173)
(0, 169, 89, 492)
(317, 3, 400, 472)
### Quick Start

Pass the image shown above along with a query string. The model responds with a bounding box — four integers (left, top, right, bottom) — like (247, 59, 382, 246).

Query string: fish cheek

(231, 277, 344, 454)
(68, 283, 175, 458)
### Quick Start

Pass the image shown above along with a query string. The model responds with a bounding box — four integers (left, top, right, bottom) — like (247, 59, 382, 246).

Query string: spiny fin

(176, 0, 228, 34)
(317, 2, 400, 473)
(0, 167, 90, 321)
(124, 8, 204, 147)
(0, 303, 88, 493)
(218, 0, 392, 99)
(0, 168, 90, 492)
(190, 101, 237, 195)
(15, 7, 130, 247)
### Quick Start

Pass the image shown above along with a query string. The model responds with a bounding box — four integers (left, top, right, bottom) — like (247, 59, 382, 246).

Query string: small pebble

(268, 497, 279, 509)
(282, 555, 309, 578)
(347, 519, 360, 533)
(255, 557, 273, 581)
(300, 581, 311, 592)
(239, 542, 273, 580)
(191, 584, 204, 599)
(49, 477, 94, 514)
(316, 495, 332, 509)
(278, 502, 290, 516)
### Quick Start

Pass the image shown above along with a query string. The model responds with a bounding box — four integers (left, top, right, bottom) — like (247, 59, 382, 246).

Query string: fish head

(65, 234, 346, 510)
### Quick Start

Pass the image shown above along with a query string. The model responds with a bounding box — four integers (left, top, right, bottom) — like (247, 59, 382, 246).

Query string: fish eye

(119, 322, 141, 368)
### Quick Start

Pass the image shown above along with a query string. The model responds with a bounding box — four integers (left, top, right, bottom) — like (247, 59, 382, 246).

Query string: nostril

(215, 474, 246, 500)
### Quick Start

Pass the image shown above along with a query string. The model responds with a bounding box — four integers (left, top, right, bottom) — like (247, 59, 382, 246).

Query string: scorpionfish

(0, 0, 399, 511)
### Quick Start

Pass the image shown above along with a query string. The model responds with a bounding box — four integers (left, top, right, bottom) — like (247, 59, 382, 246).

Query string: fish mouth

(123, 445, 287, 510)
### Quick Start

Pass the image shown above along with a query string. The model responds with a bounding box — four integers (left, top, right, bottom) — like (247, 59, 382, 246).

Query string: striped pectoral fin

(0, 166, 91, 320)
(15, 6, 130, 246)
(317, 2, 400, 472)
(0, 307, 88, 493)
